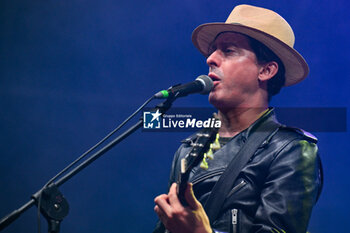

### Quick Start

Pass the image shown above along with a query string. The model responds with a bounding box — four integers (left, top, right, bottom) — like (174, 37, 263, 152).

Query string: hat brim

(192, 23, 309, 86)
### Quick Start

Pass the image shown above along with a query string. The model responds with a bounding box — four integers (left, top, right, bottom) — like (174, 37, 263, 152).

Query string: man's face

(207, 32, 262, 110)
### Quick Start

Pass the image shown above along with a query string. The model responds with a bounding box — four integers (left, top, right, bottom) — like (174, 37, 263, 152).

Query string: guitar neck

(176, 125, 219, 206)
(177, 167, 190, 206)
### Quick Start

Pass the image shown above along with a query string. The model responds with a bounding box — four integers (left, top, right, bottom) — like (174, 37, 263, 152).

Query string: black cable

(36, 95, 155, 233)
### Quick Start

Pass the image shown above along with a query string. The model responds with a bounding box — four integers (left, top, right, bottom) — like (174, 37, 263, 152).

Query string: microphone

(154, 75, 213, 99)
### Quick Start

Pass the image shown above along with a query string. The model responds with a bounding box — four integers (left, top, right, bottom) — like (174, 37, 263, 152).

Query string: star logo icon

(143, 109, 162, 129)
(150, 109, 162, 122)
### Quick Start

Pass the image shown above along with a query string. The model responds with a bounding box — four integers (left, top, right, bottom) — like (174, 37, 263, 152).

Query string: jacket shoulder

(277, 125, 318, 144)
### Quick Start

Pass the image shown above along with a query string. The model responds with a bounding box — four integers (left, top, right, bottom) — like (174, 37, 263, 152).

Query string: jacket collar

(182, 107, 279, 144)
(240, 107, 279, 142)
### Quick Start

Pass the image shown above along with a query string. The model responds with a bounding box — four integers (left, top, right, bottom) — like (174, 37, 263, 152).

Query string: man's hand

(154, 183, 212, 233)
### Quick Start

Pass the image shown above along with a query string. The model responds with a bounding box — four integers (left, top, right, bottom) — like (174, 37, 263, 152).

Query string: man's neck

(218, 106, 268, 138)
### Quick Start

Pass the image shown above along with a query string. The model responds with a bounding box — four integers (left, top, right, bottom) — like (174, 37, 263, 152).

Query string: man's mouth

(208, 73, 221, 87)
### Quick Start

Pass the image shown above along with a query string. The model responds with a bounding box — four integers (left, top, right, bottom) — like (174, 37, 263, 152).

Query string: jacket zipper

(231, 208, 238, 233)
(227, 180, 247, 197)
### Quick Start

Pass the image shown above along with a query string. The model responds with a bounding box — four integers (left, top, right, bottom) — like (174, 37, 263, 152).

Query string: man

(153, 5, 322, 233)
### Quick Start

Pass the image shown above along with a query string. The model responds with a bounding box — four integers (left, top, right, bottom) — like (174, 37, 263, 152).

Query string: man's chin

(209, 94, 223, 109)
(209, 94, 241, 111)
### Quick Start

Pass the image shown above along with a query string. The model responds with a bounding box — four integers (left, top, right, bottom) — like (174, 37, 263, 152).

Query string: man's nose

(206, 50, 222, 68)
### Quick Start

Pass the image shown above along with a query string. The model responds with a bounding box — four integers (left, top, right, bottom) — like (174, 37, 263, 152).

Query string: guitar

(176, 117, 219, 206)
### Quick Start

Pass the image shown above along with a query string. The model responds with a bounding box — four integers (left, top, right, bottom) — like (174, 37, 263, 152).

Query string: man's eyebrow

(221, 41, 239, 47)
(207, 40, 240, 55)
(209, 41, 239, 50)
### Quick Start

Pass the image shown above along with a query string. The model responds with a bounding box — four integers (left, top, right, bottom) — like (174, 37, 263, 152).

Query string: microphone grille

(196, 75, 213, 94)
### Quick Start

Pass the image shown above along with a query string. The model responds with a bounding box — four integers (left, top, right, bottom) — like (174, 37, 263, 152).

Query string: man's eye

(224, 48, 235, 53)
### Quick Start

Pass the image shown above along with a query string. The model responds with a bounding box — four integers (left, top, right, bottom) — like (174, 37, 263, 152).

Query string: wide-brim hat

(192, 4, 309, 86)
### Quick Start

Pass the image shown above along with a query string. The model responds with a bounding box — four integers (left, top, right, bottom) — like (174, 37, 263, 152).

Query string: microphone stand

(0, 94, 177, 232)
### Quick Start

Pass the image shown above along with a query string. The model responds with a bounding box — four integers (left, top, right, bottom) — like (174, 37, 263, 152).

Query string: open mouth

(208, 73, 221, 88)
(208, 73, 220, 82)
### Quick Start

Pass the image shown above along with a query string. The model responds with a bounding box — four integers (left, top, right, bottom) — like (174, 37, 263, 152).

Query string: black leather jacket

(153, 109, 323, 233)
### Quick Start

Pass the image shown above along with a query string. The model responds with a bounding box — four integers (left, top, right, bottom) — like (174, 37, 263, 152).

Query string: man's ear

(258, 61, 278, 82)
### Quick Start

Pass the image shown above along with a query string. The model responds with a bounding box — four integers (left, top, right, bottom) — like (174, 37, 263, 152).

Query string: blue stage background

(1, 0, 349, 232)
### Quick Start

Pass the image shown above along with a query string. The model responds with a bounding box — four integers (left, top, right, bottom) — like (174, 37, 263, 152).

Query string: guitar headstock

(180, 128, 218, 174)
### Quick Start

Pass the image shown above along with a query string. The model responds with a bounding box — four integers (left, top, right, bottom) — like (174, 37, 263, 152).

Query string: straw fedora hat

(192, 4, 309, 86)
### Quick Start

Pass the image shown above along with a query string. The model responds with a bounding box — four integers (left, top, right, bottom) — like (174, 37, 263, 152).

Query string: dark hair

(248, 37, 286, 101)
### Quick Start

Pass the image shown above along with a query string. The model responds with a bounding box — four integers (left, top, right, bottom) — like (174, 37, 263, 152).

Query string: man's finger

(168, 183, 183, 208)
(154, 205, 166, 223)
(154, 194, 172, 216)
(184, 183, 200, 210)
